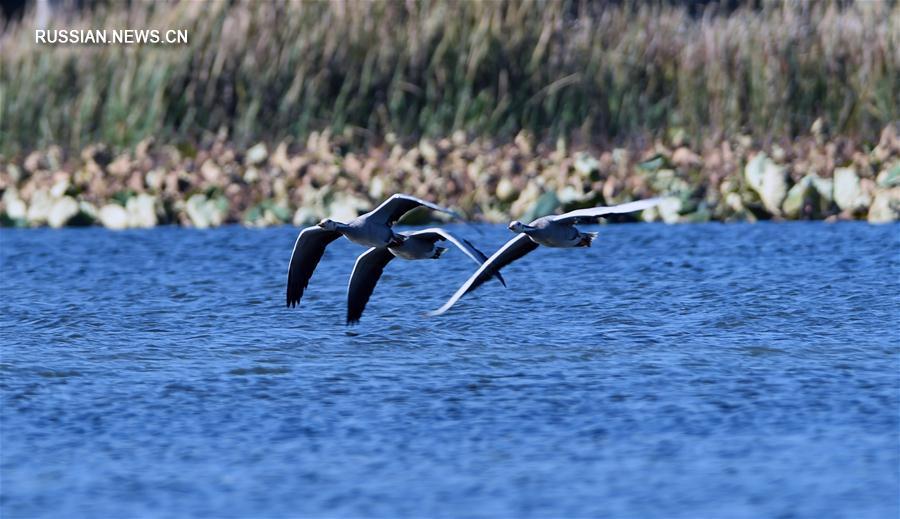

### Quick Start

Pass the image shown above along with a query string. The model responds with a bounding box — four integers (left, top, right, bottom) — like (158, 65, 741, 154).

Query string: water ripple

(1, 222, 898, 518)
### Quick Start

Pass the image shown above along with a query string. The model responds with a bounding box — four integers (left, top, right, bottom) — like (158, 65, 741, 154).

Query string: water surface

(1, 222, 898, 518)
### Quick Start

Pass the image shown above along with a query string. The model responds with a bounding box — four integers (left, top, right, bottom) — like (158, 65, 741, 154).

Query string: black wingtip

(346, 311, 360, 326)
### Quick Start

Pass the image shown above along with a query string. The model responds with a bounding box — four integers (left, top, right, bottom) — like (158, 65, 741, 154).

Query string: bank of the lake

(2, 128, 899, 230)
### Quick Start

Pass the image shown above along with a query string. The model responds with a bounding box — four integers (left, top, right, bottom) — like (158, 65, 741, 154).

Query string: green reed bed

(1, 0, 897, 156)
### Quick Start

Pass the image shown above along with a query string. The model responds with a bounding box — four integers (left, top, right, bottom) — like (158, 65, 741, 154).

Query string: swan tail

(578, 232, 598, 247)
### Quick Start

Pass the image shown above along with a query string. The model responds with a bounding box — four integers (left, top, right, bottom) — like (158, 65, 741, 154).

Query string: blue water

(1, 222, 898, 518)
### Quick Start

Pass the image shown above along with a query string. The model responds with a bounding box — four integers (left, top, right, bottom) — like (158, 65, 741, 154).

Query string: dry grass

(1, 0, 897, 154)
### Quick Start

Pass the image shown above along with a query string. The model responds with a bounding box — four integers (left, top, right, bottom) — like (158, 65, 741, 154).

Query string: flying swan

(346, 228, 505, 325)
(428, 198, 662, 316)
(286, 194, 463, 308)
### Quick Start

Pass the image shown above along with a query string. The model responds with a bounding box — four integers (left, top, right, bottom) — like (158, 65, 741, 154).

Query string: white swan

(429, 199, 662, 316)
(287, 194, 462, 308)
(346, 228, 504, 325)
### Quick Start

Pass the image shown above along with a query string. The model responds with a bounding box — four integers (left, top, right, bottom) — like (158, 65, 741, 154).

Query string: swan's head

(508, 220, 528, 233)
(317, 218, 339, 231)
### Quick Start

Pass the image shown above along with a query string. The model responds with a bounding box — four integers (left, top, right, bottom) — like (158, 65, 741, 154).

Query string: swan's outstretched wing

(429, 234, 539, 316)
(346, 247, 396, 325)
(551, 198, 662, 225)
(365, 194, 463, 226)
(407, 228, 506, 287)
(286, 226, 342, 308)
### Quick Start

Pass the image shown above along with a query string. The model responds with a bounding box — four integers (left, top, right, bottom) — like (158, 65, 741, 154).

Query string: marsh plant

(1, 0, 897, 155)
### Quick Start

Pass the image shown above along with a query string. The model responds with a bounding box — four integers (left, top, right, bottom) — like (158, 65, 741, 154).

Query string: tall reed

(1, 0, 897, 155)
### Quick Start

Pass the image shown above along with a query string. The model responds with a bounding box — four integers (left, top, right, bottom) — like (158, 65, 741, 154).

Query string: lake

(1, 222, 898, 518)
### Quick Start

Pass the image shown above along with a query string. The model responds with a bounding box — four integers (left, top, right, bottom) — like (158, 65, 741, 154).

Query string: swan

(286, 194, 462, 308)
(428, 198, 662, 316)
(346, 228, 504, 325)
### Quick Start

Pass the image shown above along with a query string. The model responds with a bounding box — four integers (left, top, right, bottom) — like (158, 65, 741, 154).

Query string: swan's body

(429, 198, 661, 316)
(388, 231, 448, 260)
(333, 218, 399, 248)
(511, 216, 596, 248)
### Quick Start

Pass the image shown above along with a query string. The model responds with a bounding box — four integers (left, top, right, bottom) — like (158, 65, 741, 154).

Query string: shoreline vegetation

(2, 127, 898, 229)
(1, 1, 898, 227)
(2, 1, 896, 152)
